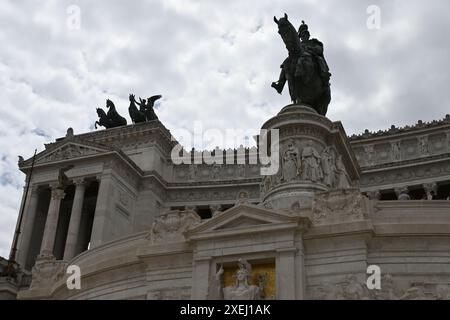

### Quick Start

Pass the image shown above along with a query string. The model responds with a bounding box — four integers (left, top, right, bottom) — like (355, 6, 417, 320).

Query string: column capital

(423, 182, 438, 193)
(395, 187, 412, 200)
(50, 188, 66, 200)
(73, 178, 87, 187)
(96, 173, 112, 182)
(49, 181, 61, 190)
(423, 182, 438, 199)
(395, 187, 409, 197)
(367, 190, 381, 200)
(30, 185, 41, 196)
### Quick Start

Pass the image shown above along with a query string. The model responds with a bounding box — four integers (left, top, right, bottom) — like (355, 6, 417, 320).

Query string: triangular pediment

(186, 204, 300, 239)
(27, 140, 115, 166)
(216, 216, 270, 230)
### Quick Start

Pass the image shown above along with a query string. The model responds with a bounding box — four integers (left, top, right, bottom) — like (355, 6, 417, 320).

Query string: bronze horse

(106, 99, 127, 126)
(94, 99, 127, 129)
(95, 108, 112, 129)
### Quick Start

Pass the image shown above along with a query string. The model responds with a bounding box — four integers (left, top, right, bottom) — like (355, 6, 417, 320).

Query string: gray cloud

(1, 0, 449, 256)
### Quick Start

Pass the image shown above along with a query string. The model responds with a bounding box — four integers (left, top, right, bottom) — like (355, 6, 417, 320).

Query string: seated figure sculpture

(215, 258, 262, 300)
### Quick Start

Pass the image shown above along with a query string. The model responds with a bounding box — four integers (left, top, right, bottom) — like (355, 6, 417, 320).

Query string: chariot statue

(128, 94, 162, 123)
(94, 99, 127, 129)
(95, 94, 162, 129)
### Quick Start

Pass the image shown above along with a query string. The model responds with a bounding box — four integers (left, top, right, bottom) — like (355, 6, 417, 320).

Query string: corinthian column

(39, 185, 66, 258)
(63, 179, 87, 261)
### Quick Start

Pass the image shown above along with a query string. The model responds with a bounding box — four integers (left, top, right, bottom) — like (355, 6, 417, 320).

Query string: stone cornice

(166, 178, 262, 188)
(349, 115, 450, 143)
(360, 152, 450, 173)
(20, 121, 177, 168)
(141, 171, 261, 190)
(60, 120, 173, 146)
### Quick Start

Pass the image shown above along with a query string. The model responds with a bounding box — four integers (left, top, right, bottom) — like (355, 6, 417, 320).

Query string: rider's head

(298, 20, 310, 41)
(300, 30, 310, 41)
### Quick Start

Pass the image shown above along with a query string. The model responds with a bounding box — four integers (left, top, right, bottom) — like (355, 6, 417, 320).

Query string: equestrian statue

(272, 14, 331, 116)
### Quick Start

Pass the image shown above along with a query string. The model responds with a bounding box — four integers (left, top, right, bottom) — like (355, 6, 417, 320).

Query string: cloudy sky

(1, 0, 449, 258)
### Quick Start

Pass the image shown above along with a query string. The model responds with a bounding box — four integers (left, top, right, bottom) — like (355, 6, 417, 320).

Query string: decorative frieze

(173, 164, 260, 182)
(261, 141, 351, 196)
(147, 210, 201, 243)
(360, 160, 450, 187)
(311, 189, 367, 225)
(308, 274, 450, 300)
(167, 185, 260, 203)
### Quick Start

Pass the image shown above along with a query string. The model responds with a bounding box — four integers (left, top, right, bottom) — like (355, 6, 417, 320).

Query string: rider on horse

(272, 16, 331, 115)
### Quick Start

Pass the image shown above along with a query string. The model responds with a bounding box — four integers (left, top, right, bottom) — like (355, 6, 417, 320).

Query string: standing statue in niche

(392, 141, 401, 161)
(261, 175, 273, 194)
(282, 140, 300, 181)
(214, 258, 262, 300)
(301, 141, 323, 182)
(272, 14, 331, 115)
(335, 155, 350, 189)
(418, 136, 429, 155)
(321, 146, 337, 187)
(188, 164, 197, 181)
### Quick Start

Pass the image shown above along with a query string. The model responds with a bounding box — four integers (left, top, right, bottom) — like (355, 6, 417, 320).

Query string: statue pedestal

(260, 104, 360, 210)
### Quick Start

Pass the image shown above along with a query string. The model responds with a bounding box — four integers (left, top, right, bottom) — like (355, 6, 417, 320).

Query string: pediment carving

(35, 142, 111, 165)
(186, 204, 305, 239)
(215, 216, 270, 230)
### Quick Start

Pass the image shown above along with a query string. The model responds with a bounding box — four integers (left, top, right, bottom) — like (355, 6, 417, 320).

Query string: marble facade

(1, 105, 450, 300)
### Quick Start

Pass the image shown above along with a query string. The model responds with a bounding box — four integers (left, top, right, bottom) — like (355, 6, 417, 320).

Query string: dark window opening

(25, 188, 51, 270)
(437, 182, 450, 200)
(408, 186, 426, 200)
(196, 206, 212, 219)
(54, 185, 75, 260)
(170, 206, 185, 211)
(75, 181, 99, 255)
(379, 190, 397, 201)
(221, 204, 234, 211)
